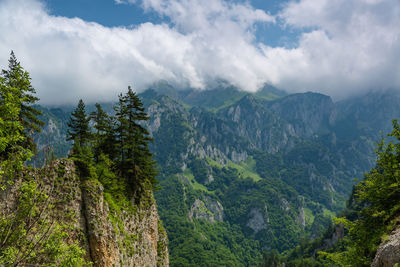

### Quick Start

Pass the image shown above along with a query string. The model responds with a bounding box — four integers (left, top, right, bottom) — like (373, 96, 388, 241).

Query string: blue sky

(0, 0, 399, 105)
(44, 0, 297, 47)
(44, 0, 284, 26)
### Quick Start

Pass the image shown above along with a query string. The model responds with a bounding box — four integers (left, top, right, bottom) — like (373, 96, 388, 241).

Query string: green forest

(0, 52, 164, 266)
(3, 50, 400, 267)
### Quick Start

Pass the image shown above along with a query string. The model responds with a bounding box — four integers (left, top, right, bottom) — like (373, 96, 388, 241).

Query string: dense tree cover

(90, 103, 111, 162)
(152, 111, 192, 176)
(27, 84, 368, 265)
(0, 51, 43, 183)
(0, 52, 87, 265)
(67, 99, 91, 147)
(67, 87, 158, 202)
(154, 151, 337, 266)
(145, 97, 338, 265)
(155, 175, 263, 267)
(270, 119, 400, 266)
(320, 119, 400, 265)
(1, 52, 160, 265)
(254, 150, 339, 210)
(1, 51, 44, 154)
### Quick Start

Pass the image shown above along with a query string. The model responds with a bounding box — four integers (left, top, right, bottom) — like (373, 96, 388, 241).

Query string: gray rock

(372, 227, 400, 267)
(246, 208, 267, 234)
(188, 198, 224, 223)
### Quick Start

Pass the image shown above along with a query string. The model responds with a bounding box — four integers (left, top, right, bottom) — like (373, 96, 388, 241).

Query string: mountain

(31, 84, 400, 266)
(282, 117, 400, 266)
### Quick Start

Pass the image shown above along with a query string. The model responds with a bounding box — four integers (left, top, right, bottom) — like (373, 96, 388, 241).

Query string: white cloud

(0, 0, 275, 105)
(0, 0, 399, 104)
(141, 0, 274, 33)
(264, 0, 400, 98)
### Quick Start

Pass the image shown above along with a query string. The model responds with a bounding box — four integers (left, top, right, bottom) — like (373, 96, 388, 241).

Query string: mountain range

(33, 83, 400, 266)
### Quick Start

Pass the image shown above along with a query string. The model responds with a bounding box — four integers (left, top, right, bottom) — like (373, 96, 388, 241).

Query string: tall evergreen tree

(67, 99, 91, 147)
(90, 103, 111, 162)
(90, 103, 109, 137)
(114, 94, 129, 173)
(113, 86, 158, 198)
(66, 99, 94, 179)
(0, 76, 31, 179)
(0, 51, 44, 153)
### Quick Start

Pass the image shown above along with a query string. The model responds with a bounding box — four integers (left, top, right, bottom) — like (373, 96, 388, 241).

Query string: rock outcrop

(0, 159, 169, 267)
(188, 198, 224, 223)
(246, 207, 268, 234)
(372, 227, 400, 267)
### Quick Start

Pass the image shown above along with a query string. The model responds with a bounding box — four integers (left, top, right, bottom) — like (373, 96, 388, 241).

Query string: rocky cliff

(30, 85, 400, 265)
(0, 159, 168, 266)
(372, 226, 400, 267)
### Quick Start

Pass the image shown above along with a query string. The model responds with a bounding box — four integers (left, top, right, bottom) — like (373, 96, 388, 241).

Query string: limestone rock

(372, 227, 400, 267)
(188, 198, 224, 223)
(246, 207, 267, 234)
(0, 159, 169, 267)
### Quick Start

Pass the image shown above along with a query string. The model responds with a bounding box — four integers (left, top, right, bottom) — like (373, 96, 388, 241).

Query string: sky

(0, 0, 399, 105)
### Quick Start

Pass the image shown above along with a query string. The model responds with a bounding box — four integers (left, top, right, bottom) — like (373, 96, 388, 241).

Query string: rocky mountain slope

(32, 84, 400, 266)
(0, 159, 168, 266)
(372, 226, 400, 267)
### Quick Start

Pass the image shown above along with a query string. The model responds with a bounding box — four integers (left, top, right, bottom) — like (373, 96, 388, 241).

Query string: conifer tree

(324, 119, 400, 265)
(0, 76, 31, 179)
(67, 99, 91, 147)
(66, 99, 95, 179)
(114, 94, 129, 173)
(90, 103, 111, 162)
(0, 51, 44, 153)
(113, 86, 158, 198)
(90, 103, 109, 137)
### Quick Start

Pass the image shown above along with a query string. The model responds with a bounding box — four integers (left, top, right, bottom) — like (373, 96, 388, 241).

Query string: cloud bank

(269, 0, 400, 98)
(0, 0, 399, 104)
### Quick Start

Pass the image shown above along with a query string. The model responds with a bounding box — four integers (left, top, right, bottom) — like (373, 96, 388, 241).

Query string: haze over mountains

(1, 0, 400, 265)
(1, 0, 400, 104)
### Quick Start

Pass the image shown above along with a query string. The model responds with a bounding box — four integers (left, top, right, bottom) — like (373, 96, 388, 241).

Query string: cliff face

(372, 227, 400, 267)
(0, 159, 168, 267)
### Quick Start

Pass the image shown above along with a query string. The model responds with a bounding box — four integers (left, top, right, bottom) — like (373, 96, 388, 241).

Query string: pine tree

(113, 86, 158, 198)
(90, 103, 109, 137)
(90, 103, 111, 162)
(67, 99, 91, 147)
(0, 76, 32, 180)
(0, 51, 44, 153)
(114, 94, 129, 174)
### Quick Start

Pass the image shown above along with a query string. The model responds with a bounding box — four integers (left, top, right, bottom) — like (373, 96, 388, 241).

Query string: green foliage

(152, 112, 191, 175)
(0, 78, 31, 179)
(67, 99, 91, 147)
(155, 175, 262, 267)
(260, 250, 283, 267)
(188, 158, 209, 184)
(70, 141, 97, 180)
(0, 180, 88, 266)
(67, 100, 96, 179)
(254, 148, 343, 210)
(0, 52, 88, 265)
(1, 51, 44, 154)
(66, 87, 158, 202)
(323, 119, 400, 266)
(0, 53, 163, 266)
(0, 52, 44, 186)
(113, 86, 158, 198)
(90, 103, 111, 162)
